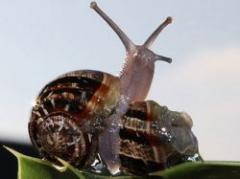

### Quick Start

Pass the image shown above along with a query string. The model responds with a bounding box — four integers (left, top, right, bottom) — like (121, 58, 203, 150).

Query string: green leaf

(151, 161, 240, 179)
(4, 146, 142, 179)
(4, 146, 240, 179)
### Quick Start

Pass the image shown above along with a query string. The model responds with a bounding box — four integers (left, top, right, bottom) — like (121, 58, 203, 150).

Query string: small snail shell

(119, 100, 199, 175)
(29, 70, 120, 167)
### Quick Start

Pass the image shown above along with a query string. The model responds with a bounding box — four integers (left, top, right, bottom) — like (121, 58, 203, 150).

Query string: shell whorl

(29, 112, 89, 166)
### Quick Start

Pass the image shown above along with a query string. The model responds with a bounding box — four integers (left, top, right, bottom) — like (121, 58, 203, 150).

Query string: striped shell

(29, 70, 120, 167)
(119, 100, 199, 175)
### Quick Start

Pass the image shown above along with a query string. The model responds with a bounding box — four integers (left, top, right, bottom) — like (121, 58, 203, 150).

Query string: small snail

(29, 1, 200, 176)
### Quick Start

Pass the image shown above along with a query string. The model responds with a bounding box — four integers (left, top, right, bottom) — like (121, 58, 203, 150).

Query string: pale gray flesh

(91, 2, 172, 175)
(98, 48, 159, 175)
(98, 113, 122, 175)
(119, 46, 156, 102)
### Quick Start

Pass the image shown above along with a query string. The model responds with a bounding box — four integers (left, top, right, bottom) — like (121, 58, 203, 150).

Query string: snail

(28, 1, 200, 176)
(28, 70, 199, 175)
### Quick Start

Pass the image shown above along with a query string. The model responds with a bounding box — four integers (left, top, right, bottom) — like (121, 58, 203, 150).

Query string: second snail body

(29, 70, 200, 175)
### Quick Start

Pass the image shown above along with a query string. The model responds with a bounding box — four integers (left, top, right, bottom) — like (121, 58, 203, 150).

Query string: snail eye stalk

(90, 1, 135, 52)
(155, 54, 172, 63)
(143, 17, 173, 48)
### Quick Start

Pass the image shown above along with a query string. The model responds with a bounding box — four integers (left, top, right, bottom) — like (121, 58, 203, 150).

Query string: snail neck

(119, 46, 156, 101)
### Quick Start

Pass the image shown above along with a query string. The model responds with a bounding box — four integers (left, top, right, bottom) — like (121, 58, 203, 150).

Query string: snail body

(90, 2, 172, 173)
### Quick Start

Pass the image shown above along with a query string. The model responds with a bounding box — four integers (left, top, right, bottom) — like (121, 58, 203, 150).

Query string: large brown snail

(28, 1, 200, 175)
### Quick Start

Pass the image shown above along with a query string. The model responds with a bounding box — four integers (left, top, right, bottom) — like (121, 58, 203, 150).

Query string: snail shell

(29, 70, 120, 167)
(119, 100, 199, 175)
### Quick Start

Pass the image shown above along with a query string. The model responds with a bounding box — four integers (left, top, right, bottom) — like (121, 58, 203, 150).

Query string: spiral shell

(29, 70, 120, 167)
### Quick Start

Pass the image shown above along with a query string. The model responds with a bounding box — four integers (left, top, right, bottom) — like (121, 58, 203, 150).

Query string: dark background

(0, 141, 38, 179)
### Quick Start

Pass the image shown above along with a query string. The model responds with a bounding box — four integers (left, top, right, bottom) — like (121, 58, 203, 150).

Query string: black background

(0, 141, 38, 179)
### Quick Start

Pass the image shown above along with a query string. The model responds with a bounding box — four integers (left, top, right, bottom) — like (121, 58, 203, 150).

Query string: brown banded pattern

(119, 100, 199, 175)
(29, 70, 120, 168)
(29, 70, 200, 175)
